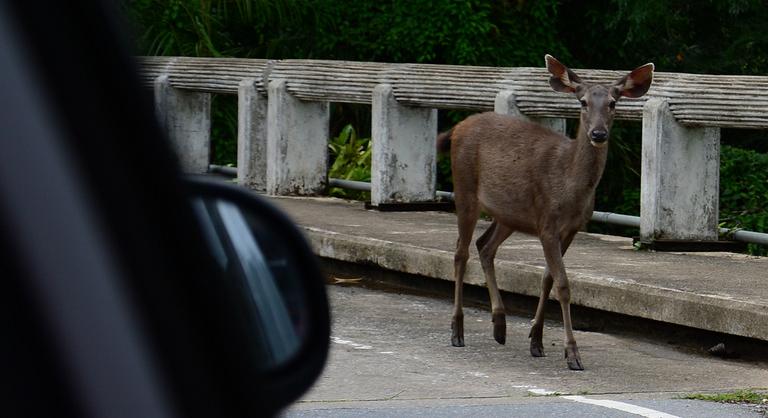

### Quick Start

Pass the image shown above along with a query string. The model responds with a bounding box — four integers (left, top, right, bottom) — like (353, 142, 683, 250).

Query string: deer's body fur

(444, 113, 605, 238)
(444, 55, 654, 370)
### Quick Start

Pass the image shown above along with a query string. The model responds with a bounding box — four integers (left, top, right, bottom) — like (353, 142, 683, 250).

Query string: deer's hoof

(451, 318, 465, 347)
(530, 341, 545, 357)
(528, 326, 545, 357)
(451, 337, 465, 347)
(564, 345, 584, 371)
(492, 312, 506, 345)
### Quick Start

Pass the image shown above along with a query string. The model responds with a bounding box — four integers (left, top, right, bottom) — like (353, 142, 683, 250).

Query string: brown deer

(437, 55, 654, 370)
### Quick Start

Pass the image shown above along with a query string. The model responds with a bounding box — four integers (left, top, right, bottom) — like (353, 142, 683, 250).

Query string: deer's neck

(570, 127, 609, 191)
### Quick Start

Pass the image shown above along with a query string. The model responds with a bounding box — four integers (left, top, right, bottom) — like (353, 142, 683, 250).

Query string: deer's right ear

(545, 54, 582, 93)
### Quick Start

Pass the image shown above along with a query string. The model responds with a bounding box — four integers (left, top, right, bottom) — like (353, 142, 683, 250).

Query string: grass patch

(683, 389, 767, 404)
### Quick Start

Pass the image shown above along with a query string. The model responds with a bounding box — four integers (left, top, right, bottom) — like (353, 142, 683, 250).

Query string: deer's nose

(590, 129, 608, 142)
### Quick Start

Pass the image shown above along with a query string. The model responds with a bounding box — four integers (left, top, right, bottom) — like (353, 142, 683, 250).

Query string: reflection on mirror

(192, 195, 308, 370)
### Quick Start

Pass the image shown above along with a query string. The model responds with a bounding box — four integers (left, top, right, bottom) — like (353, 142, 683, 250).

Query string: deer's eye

(580, 100, 588, 108)
(609, 101, 616, 110)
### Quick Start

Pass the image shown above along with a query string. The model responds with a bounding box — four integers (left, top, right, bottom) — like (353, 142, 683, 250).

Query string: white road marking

(528, 388, 557, 395)
(330, 336, 372, 350)
(388, 229, 451, 235)
(562, 395, 680, 418)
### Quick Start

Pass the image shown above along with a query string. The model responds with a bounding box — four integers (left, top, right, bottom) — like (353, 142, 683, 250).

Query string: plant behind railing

(327, 125, 371, 200)
(720, 146, 768, 255)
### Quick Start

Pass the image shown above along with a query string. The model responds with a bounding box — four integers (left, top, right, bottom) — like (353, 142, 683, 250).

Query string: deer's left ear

(612, 63, 654, 99)
(546, 54, 582, 93)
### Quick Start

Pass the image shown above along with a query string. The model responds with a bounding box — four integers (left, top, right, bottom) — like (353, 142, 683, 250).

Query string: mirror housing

(185, 177, 330, 415)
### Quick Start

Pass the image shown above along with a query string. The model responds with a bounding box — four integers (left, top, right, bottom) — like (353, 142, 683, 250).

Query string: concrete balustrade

(371, 84, 437, 206)
(237, 78, 267, 190)
(641, 98, 721, 241)
(266, 79, 329, 196)
(494, 90, 566, 134)
(153, 75, 211, 174)
(142, 57, 768, 244)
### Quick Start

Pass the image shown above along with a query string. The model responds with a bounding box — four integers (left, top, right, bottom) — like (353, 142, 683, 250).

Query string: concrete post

(153, 75, 211, 174)
(494, 90, 524, 117)
(534, 117, 567, 134)
(266, 79, 329, 195)
(640, 98, 721, 241)
(494, 90, 566, 135)
(371, 84, 437, 205)
(237, 79, 267, 190)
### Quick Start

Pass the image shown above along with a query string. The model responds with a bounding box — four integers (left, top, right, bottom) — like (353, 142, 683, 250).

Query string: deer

(437, 55, 654, 370)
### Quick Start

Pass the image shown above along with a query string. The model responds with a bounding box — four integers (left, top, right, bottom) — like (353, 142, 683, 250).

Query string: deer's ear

(545, 54, 582, 93)
(612, 63, 654, 98)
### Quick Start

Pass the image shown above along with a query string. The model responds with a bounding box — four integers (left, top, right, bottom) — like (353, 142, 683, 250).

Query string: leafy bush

(327, 125, 372, 200)
(720, 145, 768, 255)
(312, 0, 566, 67)
(124, 0, 314, 58)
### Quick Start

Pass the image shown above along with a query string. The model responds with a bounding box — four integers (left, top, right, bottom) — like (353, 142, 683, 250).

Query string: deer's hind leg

(476, 220, 513, 344)
(451, 195, 479, 347)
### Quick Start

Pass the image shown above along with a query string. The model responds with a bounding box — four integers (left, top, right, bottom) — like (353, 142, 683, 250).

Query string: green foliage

(436, 153, 453, 193)
(327, 125, 372, 200)
(124, 0, 313, 58)
(210, 94, 237, 166)
(591, 121, 643, 216)
(720, 146, 768, 255)
(125, 0, 768, 255)
(560, 0, 768, 75)
(312, 0, 566, 66)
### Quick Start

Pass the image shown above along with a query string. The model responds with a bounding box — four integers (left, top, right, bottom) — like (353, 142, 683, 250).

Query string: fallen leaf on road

(332, 276, 363, 284)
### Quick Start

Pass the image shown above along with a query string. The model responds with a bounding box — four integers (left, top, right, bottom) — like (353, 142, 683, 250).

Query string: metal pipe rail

(326, 178, 768, 246)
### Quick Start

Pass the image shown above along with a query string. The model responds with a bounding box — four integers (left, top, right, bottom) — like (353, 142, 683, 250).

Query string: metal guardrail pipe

(725, 229, 768, 246)
(327, 178, 768, 246)
(209, 164, 238, 177)
(212, 173, 768, 246)
(328, 178, 454, 200)
(328, 178, 369, 192)
(588, 210, 768, 246)
(589, 211, 640, 228)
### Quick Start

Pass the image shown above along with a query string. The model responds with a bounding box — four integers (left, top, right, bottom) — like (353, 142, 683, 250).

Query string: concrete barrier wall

(142, 57, 762, 243)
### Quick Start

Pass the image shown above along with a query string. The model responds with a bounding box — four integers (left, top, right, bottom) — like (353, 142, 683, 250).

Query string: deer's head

(545, 55, 654, 148)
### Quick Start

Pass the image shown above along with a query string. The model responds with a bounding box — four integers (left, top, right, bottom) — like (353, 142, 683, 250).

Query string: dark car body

(0, 1, 329, 417)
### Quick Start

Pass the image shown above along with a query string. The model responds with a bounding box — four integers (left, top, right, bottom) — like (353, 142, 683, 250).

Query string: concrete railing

(141, 56, 768, 244)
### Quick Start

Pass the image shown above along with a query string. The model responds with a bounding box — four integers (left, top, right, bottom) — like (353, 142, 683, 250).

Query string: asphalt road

(285, 282, 768, 417)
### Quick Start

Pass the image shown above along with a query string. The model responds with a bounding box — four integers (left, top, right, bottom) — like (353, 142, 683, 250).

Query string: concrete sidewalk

(269, 196, 768, 342)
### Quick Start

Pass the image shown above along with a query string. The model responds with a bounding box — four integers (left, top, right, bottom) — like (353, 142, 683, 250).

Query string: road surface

(285, 281, 768, 417)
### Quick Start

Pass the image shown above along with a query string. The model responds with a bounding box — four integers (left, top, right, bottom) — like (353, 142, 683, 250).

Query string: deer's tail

(436, 128, 453, 154)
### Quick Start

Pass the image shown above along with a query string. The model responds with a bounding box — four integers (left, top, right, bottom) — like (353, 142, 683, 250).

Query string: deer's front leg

(530, 232, 576, 357)
(540, 232, 583, 371)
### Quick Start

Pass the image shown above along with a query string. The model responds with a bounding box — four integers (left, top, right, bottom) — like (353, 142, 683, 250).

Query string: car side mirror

(185, 177, 330, 414)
